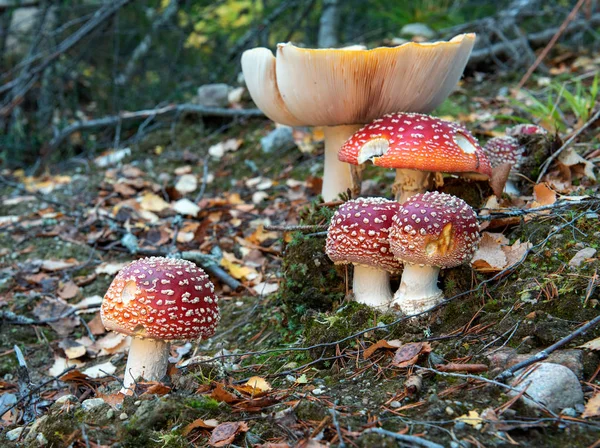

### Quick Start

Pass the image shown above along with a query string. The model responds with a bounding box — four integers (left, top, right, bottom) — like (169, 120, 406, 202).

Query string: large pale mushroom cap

(242, 34, 476, 127)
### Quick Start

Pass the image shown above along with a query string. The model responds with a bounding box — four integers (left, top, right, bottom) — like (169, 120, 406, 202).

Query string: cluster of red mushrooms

(99, 34, 544, 391)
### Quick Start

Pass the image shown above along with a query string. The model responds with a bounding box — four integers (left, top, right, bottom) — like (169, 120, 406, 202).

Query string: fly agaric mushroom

(241, 34, 476, 201)
(483, 136, 524, 195)
(389, 191, 480, 315)
(506, 124, 547, 137)
(326, 197, 402, 307)
(339, 112, 492, 202)
(101, 257, 220, 392)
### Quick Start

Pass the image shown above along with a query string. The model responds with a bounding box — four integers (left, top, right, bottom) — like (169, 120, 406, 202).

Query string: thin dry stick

(517, 0, 588, 89)
(496, 312, 600, 382)
(536, 107, 600, 182)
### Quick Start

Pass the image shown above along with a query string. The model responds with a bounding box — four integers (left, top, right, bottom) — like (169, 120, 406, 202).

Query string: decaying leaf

(456, 410, 483, 428)
(83, 361, 117, 379)
(531, 183, 557, 208)
(140, 192, 170, 212)
(182, 417, 219, 436)
(557, 147, 596, 181)
(363, 339, 403, 359)
(471, 232, 531, 272)
(582, 393, 600, 418)
(392, 342, 431, 368)
(579, 336, 600, 351)
(209, 421, 249, 447)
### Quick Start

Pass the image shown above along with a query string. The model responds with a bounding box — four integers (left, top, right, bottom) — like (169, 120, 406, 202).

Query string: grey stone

(509, 362, 584, 412)
(81, 398, 106, 412)
(6, 427, 24, 441)
(390, 401, 401, 408)
(260, 126, 295, 153)
(197, 84, 231, 108)
(454, 421, 466, 431)
(400, 23, 436, 39)
(55, 394, 78, 405)
(569, 247, 597, 268)
(561, 407, 577, 417)
(120, 412, 128, 420)
(35, 433, 48, 446)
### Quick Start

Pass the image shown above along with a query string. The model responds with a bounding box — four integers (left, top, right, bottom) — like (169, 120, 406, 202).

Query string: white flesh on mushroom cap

(391, 264, 442, 315)
(122, 338, 170, 393)
(353, 265, 393, 308)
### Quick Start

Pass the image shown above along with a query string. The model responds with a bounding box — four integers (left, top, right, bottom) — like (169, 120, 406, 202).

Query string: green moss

(186, 396, 220, 411)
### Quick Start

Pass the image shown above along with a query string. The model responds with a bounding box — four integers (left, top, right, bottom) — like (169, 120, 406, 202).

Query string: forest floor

(1, 65, 600, 447)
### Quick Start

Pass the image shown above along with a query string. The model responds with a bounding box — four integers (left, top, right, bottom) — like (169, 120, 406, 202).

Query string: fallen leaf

(33, 298, 79, 336)
(392, 342, 431, 368)
(210, 384, 239, 404)
(456, 410, 483, 428)
(557, 147, 596, 181)
(173, 198, 200, 216)
(59, 339, 86, 359)
(208, 139, 242, 159)
(95, 262, 127, 275)
(363, 339, 403, 359)
(94, 332, 130, 356)
(41, 259, 79, 271)
(72, 295, 103, 310)
(579, 336, 600, 351)
(182, 417, 219, 436)
(140, 192, 170, 212)
(232, 376, 272, 396)
(83, 361, 117, 378)
(294, 374, 308, 384)
(58, 281, 80, 300)
(95, 148, 131, 167)
(209, 421, 249, 447)
(582, 393, 600, 418)
(175, 174, 198, 194)
(48, 356, 84, 377)
(252, 282, 279, 296)
(531, 183, 556, 208)
(471, 233, 508, 272)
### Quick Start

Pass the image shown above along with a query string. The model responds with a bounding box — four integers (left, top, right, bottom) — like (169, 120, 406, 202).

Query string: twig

(47, 104, 264, 150)
(435, 363, 488, 373)
(495, 312, 600, 382)
(536, 107, 600, 182)
(329, 407, 345, 448)
(517, 0, 588, 89)
(264, 224, 329, 232)
(362, 428, 443, 448)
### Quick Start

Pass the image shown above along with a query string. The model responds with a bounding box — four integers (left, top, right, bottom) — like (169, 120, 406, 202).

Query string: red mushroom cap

(338, 112, 492, 178)
(506, 124, 547, 137)
(326, 197, 403, 273)
(101, 257, 220, 341)
(389, 191, 480, 268)
(483, 136, 523, 169)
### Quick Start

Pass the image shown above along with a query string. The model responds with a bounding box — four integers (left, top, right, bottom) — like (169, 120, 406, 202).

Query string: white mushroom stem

(322, 124, 362, 201)
(391, 264, 443, 315)
(121, 338, 170, 393)
(392, 169, 432, 203)
(353, 265, 393, 308)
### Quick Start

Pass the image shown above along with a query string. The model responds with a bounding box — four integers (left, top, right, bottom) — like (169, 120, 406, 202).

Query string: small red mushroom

(339, 112, 492, 202)
(101, 257, 220, 392)
(389, 191, 480, 315)
(326, 197, 402, 307)
(483, 136, 524, 195)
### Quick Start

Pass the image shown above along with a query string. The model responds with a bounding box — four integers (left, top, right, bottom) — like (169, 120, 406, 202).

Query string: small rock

(81, 398, 106, 412)
(390, 401, 401, 408)
(569, 247, 597, 268)
(445, 406, 455, 415)
(454, 421, 466, 431)
(575, 403, 585, 413)
(36, 433, 48, 446)
(134, 400, 141, 406)
(119, 412, 128, 420)
(509, 362, 584, 412)
(488, 348, 584, 378)
(400, 23, 436, 39)
(585, 212, 599, 219)
(312, 388, 324, 395)
(106, 409, 114, 419)
(55, 394, 78, 405)
(260, 126, 295, 153)
(561, 407, 577, 417)
(6, 427, 25, 441)
(196, 83, 231, 108)
(450, 442, 460, 448)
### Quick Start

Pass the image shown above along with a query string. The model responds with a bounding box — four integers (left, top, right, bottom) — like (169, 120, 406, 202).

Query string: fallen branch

(495, 312, 600, 382)
(435, 363, 488, 373)
(467, 13, 600, 67)
(46, 104, 264, 151)
(536, 107, 600, 182)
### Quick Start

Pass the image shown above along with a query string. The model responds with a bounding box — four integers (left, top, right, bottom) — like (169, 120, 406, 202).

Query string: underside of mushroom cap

(339, 112, 492, 178)
(241, 48, 304, 126)
(326, 197, 403, 273)
(275, 34, 475, 126)
(389, 191, 480, 268)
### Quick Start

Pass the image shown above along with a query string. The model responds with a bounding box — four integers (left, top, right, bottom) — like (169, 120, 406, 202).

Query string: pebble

(450, 442, 460, 448)
(390, 401, 401, 408)
(569, 247, 597, 268)
(106, 409, 114, 419)
(260, 126, 294, 153)
(454, 421, 466, 431)
(312, 388, 324, 395)
(55, 395, 78, 405)
(81, 398, 106, 412)
(6, 427, 24, 441)
(134, 400, 141, 406)
(196, 83, 230, 108)
(119, 412, 128, 420)
(36, 433, 48, 446)
(445, 406, 455, 415)
(509, 363, 584, 412)
(561, 407, 578, 417)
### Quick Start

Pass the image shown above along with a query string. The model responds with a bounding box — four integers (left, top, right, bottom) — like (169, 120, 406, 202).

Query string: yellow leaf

(456, 410, 483, 428)
(582, 393, 600, 418)
(244, 376, 271, 393)
(140, 192, 169, 212)
(220, 256, 254, 280)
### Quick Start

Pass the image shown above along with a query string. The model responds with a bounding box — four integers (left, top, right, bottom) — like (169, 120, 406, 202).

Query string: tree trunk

(317, 0, 339, 48)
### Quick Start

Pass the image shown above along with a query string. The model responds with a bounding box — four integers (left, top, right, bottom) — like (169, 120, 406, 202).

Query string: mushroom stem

(391, 263, 443, 315)
(322, 124, 362, 201)
(392, 169, 432, 203)
(352, 265, 393, 308)
(122, 338, 170, 392)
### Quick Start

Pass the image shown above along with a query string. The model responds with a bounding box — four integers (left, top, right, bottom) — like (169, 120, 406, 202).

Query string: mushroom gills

(357, 138, 389, 164)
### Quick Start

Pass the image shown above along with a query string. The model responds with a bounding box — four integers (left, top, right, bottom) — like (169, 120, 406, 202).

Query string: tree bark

(317, 0, 339, 48)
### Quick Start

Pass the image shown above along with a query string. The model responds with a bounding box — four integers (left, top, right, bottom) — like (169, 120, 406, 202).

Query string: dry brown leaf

(210, 384, 239, 404)
(41, 259, 79, 271)
(182, 417, 219, 436)
(58, 280, 80, 300)
(209, 421, 249, 447)
(531, 183, 556, 208)
(140, 192, 170, 212)
(579, 336, 600, 351)
(557, 147, 596, 181)
(582, 393, 600, 418)
(392, 342, 431, 368)
(471, 233, 508, 272)
(363, 339, 403, 359)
